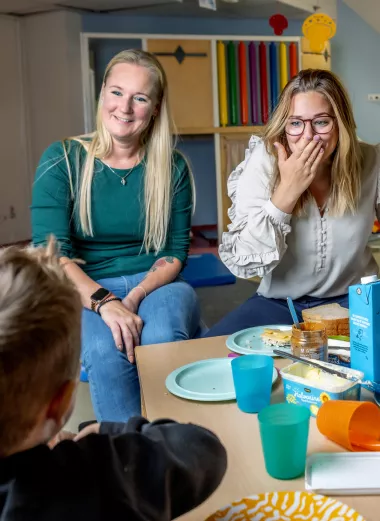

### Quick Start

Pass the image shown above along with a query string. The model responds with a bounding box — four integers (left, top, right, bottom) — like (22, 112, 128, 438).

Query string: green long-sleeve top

(31, 140, 193, 281)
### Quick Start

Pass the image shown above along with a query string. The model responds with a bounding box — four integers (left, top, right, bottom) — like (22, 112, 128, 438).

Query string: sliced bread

(302, 303, 349, 336)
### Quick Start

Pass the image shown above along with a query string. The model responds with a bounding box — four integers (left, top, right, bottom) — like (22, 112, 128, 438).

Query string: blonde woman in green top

(32, 49, 201, 421)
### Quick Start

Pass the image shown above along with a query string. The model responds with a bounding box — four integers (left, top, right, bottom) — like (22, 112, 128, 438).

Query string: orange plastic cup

(316, 400, 380, 451)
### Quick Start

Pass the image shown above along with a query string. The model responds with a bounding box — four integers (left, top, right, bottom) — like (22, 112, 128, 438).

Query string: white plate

(165, 357, 278, 402)
(226, 324, 292, 357)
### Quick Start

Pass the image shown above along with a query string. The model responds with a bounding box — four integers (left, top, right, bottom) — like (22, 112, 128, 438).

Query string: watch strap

(97, 297, 122, 315)
(90, 289, 112, 312)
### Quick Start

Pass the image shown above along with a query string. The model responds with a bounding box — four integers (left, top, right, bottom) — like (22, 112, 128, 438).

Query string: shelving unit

(81, 32, 331, 240)
(176, 126, 264, 135)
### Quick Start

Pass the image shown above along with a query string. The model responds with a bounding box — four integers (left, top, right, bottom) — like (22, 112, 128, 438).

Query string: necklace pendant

(121, 178, 126, 186)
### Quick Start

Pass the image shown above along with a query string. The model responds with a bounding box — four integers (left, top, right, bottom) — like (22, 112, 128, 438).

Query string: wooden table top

(135, 335, 377, 521)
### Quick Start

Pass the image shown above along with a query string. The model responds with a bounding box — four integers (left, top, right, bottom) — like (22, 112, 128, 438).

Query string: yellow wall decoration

(302, 13, 336, 53)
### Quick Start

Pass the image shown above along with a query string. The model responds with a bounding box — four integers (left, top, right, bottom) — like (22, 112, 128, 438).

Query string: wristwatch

(90, 287, 112, 312)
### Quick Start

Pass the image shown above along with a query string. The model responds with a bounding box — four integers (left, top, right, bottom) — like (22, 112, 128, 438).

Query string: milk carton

(349, 275, 380, 383)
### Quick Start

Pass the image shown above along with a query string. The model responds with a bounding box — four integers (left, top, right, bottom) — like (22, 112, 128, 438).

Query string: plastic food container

(328, 350, 351, 368)
(328, 337, 351, 368)
(305, 452, 380, 495)
(280, 361, 363, 417)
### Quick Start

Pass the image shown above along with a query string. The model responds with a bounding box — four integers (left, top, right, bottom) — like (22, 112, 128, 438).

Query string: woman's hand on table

(272, 134, 325, 214)
(99, 299, 143, 363)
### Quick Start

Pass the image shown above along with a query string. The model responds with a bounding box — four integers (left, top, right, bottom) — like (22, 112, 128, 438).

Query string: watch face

(91, 288, 109, 301)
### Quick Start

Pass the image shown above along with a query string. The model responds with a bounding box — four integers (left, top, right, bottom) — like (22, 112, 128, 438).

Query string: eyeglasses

(285, 116, 336, 136)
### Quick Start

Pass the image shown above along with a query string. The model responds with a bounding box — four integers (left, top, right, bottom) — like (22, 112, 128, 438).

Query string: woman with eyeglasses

(204, 68, 380, 336)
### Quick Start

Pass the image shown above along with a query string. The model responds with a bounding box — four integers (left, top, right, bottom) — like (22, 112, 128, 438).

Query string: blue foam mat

(182, 253, 235, 288)
(80, 364, 89, 383)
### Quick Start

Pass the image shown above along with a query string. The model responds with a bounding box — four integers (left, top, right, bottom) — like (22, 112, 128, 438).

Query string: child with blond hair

(0, 240, 226, 520)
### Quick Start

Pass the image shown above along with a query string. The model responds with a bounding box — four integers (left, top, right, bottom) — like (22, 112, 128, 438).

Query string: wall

(332, 0, 380, 144)
(83, 6, 380, 224)
(177, 135, 217, 226)
(84, 6, 380, 146)
(22, 11, 84, 173)
(0, 15, 30, 244)
(90, 38, 142, 97)
(82, 13, 303, 36)
(0, 11, 86, 245)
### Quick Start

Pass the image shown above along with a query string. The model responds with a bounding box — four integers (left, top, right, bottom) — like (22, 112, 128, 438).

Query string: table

(135, 336, 377, 521)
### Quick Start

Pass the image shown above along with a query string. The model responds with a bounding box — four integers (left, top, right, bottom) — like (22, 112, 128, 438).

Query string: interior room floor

(66, 278, 258, 431)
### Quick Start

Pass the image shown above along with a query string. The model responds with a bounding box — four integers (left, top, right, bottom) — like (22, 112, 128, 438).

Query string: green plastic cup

(258, 403, 310, 480)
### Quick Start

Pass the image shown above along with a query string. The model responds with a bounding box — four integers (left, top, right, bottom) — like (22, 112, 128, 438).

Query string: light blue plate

(226, 324, 292, 357)
(165, 358, 278, 402)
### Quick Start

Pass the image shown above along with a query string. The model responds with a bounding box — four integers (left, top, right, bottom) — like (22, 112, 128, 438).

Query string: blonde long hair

(64, 49, 186, 253)
(264, 69, 362, 216)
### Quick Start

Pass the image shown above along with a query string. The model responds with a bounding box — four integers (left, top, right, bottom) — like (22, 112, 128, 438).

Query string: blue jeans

(204, 293, 349, 337)
(81, 272, 201, 422)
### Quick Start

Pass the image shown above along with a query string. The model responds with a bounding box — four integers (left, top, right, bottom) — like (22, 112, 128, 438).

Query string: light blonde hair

(0, 238, 81, 455)
(64, 49, 192, 253)
(264, 69, 362, 216)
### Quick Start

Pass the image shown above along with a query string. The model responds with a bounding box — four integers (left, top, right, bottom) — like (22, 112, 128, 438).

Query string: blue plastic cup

(258, 403, 311, 479)
(231, 355, 274, 413)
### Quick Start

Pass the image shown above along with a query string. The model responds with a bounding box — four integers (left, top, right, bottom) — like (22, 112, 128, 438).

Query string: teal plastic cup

(231, 355, 274, 413)
(258, 403, 310, 479)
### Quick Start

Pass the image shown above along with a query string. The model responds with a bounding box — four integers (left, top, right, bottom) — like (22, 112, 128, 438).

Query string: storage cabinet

(82, 33, 302, 241)
(146, 39, 214, 130)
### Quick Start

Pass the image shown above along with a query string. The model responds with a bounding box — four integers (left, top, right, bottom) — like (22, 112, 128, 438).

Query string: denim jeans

(204, 293, 349, 337)
(81, 272, 201, 422)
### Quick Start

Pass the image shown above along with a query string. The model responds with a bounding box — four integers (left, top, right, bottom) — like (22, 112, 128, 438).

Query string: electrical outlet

(368, 94, 380, 101)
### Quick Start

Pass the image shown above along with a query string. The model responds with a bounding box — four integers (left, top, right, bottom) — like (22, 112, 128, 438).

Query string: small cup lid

(361, 274, 378, 284)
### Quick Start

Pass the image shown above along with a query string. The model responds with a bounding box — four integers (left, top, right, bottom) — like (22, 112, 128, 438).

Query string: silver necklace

(103, 156, 140, 186)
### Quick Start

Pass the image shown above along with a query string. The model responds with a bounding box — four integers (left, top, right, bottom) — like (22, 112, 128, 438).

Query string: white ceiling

(0, 0, 376, 29)
(0, 0, 180, 15)
(0, 0, 319, 18)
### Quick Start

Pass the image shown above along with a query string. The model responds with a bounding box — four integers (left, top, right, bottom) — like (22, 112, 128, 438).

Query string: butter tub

(280, 362, 364, 418)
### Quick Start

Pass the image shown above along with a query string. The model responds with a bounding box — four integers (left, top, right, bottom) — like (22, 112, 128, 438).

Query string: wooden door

(220, 132, 265, 232)
(219, 131, 264, 283)
(146, 39, 214, 131)
(0, 17, 30, 244)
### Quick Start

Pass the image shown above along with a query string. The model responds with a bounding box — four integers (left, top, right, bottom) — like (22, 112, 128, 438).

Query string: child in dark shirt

(0, 240, 227, 521)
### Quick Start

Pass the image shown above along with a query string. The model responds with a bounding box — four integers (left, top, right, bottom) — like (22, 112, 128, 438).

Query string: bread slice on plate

(302, 303, 349, 336)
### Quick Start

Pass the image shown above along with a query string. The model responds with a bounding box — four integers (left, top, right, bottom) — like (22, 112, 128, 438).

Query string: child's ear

(47, 380, 77, 428)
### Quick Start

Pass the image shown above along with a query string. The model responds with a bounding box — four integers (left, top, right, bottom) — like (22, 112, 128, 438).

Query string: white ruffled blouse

(219, 136, 380, 299)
